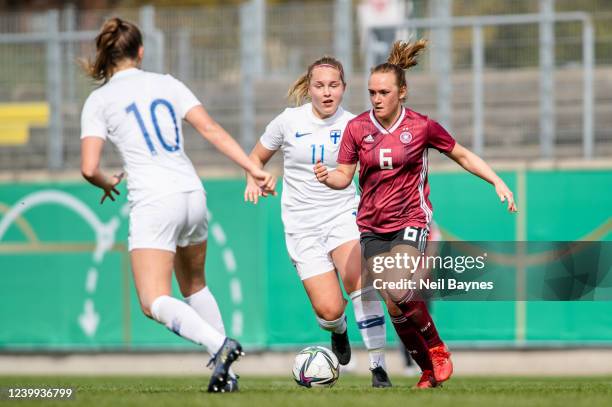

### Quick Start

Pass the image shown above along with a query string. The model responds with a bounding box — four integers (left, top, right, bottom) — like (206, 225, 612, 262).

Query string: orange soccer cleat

(415, 370, 437, 389)
(428, 344, 453, 383)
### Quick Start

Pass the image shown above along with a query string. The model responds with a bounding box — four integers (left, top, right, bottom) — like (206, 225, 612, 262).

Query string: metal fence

(365, 10, 595, 158)
(0, 0, 611, 171)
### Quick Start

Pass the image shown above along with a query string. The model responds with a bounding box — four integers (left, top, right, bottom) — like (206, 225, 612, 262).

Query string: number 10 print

(126, 99, 180, 156)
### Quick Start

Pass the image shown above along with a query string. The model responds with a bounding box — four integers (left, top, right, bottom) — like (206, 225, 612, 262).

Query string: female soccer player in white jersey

(79, 18, 275, 393)
(315, 40, 517, 388)
(243, 57, 392, 387)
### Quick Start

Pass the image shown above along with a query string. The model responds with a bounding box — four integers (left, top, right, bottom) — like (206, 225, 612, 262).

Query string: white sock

(350, 288, 387, 370)
(316, 313, 347, 334)
(183, 286, 236, 378)
(150, 295, 225, 355)
(184, 286, 226, 336)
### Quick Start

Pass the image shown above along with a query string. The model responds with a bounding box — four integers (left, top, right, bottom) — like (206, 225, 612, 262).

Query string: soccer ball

(292, 346, 340, 388)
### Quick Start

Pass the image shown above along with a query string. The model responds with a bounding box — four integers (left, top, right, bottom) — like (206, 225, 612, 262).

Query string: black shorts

(360, 226, 429, 260)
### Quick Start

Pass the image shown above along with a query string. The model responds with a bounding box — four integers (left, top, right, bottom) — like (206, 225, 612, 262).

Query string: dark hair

(83, 17, 143, 83)
(371, 40, 427, 99)
(287, 56, 346, 106)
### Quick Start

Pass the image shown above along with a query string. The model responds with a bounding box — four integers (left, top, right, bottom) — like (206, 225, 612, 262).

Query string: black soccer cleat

(331, 330, 351, 365)
(207, 338, 244, 393)
(371, 366, 392, 388)
(223, 375, 239, 392)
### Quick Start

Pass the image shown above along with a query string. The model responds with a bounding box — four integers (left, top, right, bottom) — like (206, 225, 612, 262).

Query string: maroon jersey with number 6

(337, 107, 456, 234)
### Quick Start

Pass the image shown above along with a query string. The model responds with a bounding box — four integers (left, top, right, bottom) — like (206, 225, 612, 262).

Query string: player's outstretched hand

(249, 168, 277, 198)
(495, 181, 517, 212)
(101, 172, 124, 204)
(244, 179, 259, 204)
(313, 160, 328, 183)
(244, 178, 272, 204)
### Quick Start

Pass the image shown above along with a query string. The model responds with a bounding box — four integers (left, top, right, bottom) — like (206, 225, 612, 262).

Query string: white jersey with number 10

(80, 68, 204, 205)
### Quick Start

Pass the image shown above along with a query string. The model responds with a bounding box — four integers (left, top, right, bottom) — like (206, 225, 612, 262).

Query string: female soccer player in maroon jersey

(314, 40, 517, 388)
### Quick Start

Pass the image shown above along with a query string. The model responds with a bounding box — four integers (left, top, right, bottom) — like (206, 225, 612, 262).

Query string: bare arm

(80, 137, 124, 204)
(249, 141, 276, 169)
(314, 161, 357, 190)
(446, 142, 517, 212)
(185, 105, 274, 191)
(245, 141, 277, 204)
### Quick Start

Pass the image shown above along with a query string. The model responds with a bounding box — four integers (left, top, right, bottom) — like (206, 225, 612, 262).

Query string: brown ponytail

(82, 17, 143, 83)
(287, 56, 346, 106)
(371, 39, 427, 98)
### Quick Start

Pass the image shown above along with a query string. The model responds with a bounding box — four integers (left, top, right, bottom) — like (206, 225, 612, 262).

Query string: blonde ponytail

(387, 39, 427, 70)
(287, 72, 310, 106)
(370, 39, 427, 100)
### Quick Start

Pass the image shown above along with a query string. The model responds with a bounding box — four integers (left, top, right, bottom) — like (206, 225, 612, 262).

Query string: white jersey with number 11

(260, 103, 357, 233)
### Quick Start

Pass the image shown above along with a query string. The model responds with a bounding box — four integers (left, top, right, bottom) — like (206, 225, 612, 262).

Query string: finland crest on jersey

(330, 129, 342, 145)
(259, 103, 358, 233)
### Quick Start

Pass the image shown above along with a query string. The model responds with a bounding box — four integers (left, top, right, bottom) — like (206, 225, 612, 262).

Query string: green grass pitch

(1, 375, 611, 407)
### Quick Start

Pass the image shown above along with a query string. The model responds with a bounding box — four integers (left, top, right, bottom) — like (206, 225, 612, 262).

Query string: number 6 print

(403, 226, 418, 242)
(380, 148, 393, 169)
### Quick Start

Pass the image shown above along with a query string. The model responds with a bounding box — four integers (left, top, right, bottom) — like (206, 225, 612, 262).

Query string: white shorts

(285, 210, 360, 280)
(128, 190, 208, 252)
